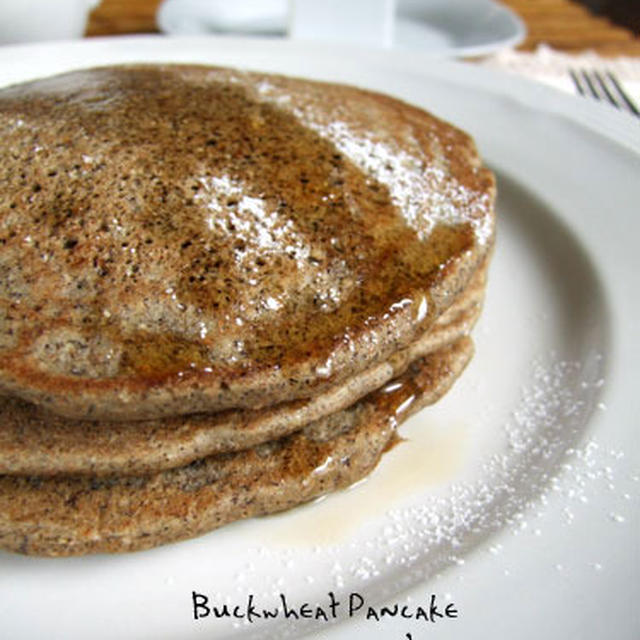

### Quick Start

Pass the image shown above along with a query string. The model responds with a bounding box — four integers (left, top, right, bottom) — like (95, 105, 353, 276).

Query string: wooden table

(86, 0, 640, 56)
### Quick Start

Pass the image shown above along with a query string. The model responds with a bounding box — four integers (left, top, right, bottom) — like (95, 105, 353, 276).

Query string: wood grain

(86, 0, 162, 35)
(505, 0, 640, 55)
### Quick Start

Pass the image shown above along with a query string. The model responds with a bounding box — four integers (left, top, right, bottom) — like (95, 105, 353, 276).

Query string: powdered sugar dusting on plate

(212, 347, 627, 638)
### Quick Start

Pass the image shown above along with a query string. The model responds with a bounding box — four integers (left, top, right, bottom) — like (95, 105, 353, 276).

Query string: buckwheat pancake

(0, 64, 495, 421)
(0, 262, 484, 477)
(0, 338, 472, 556)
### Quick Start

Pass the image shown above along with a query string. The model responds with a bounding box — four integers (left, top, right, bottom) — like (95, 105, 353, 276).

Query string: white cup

(157, 0, 397, 48)
(289, 0, 396, 48)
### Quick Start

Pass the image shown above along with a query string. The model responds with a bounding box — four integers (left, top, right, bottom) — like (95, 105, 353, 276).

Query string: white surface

(0, 0, 99, 45)
(482, 44, 640, 110)
(0, 35, 637, 640)
(157, 0, 526, 57)
(289, 0, 395, 48)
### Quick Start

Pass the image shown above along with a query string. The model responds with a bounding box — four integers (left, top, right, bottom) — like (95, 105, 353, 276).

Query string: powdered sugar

(208, 348, 625, 638)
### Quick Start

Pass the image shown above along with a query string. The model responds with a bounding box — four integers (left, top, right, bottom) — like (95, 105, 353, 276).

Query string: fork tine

(581, 69, 601, 101)
(605, 71, 640, 118)
(592, 70, 621, 110)
(569, 69, 585, 96)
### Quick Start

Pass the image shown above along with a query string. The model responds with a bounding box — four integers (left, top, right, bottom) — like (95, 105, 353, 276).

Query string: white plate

(157, 0, 526, 58)
(0, 36, 638, 640)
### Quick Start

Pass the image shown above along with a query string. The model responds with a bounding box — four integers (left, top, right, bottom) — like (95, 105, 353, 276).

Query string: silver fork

(569, 68, 640, 118)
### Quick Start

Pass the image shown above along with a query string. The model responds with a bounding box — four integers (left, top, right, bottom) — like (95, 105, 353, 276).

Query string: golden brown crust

(0, 64, 495, 420)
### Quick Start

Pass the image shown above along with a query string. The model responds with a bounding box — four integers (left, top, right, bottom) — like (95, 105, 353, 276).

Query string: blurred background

(80, 0, 639, 55)
(0, 0, 638, 116)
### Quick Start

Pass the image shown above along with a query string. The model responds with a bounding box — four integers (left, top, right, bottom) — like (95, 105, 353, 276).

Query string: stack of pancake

(0, 65, 495, 556)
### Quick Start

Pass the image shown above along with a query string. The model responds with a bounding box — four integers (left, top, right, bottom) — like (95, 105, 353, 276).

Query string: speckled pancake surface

(0, 261, 485, 476)
(0, 338, 472, 557)
(0, 64, 495, 420)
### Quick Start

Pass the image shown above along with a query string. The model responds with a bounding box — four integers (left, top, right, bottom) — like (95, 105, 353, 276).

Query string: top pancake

(0, 64, 495, 420)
